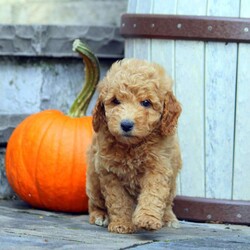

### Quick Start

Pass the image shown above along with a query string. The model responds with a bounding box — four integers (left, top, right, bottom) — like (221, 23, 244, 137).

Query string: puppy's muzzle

(120, 119, 134, 133)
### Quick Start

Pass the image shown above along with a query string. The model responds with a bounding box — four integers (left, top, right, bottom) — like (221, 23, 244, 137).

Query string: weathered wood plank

(127, 0, 137, 14)
(1, 200, 250, 249)
(150, 0, 180, 193)
(151, 0, 177, 76)
(124, 0, 137, 58)
(233, 0, 250, 200)
(132, 0, 153, 60)
(205, 0, 240, 199)
(175, 0, 207, 197)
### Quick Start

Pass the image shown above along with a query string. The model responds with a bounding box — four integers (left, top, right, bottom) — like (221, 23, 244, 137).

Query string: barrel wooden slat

(124, 0, 250, 202)
(233, 0, 250, 200)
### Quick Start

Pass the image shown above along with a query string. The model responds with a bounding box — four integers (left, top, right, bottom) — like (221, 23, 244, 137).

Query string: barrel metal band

(121, 14, 250, 43)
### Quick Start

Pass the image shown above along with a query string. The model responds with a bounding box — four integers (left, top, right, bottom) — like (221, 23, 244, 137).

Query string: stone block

(0, 114, 29, 144)
(0, 4, 12, 24)
(0, 0, 128, 26)
(0, 58, 43, 115)
(0, 148, 15, 199)
(0, 25, 124, 58)
(0, 57, 115, 141)
(0, 56, 116, 199)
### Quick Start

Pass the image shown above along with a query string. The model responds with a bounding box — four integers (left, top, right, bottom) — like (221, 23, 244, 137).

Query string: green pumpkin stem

(68, 39, 100, 117)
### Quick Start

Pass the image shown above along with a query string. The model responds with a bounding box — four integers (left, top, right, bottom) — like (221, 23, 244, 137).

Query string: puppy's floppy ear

(161, 92, 182, 136)
(92, 96, 106, 133)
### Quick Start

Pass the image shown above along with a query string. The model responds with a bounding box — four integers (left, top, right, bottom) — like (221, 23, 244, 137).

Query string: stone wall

(0, 56, 114, 199)
(0, 25, 124, 116)
(0, 0, 127, 198)
(0, 0, 127, 26)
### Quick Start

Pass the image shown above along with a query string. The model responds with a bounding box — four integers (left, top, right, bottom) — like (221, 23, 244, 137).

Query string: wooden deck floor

(1, 200, 250, 249)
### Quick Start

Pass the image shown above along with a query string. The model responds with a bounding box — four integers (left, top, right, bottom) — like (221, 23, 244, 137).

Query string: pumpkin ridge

(69, 117, 78, 211)
(6, 116, 32, 201)
(34, 112, 61, 209)
(53, 114, 69, 211)
(18, 115, 38, 204)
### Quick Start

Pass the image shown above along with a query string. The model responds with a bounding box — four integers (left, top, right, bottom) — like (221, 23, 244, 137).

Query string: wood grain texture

(204, 0, 239, 199)
(133, 0, 153, 60)
(175, 0, 207, 197)
(1, 200, 250, 248)
(150, 0, 181, 193)
(151, 0, 177, 75)
(233, 0, 250, 200)
(124, 0, 137, 58)
(123, 0, 250, 201)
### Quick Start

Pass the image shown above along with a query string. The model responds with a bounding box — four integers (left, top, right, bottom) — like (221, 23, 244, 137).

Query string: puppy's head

(92, 59, 181, 144)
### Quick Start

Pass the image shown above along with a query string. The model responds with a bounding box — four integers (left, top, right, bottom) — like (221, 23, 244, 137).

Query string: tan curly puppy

(86, 58, 182, 234)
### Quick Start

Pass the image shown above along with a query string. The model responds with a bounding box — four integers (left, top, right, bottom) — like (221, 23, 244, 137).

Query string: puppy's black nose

(120, 120, 134, 132)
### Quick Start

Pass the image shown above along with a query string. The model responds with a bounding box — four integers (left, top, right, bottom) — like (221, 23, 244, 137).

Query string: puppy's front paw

(133, 214, 162, 231)
(108, 221, 136, 234)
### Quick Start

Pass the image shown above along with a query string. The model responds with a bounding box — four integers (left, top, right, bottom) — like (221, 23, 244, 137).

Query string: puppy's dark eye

(140, 100, 151, 108)
(112, 98, 121, 105)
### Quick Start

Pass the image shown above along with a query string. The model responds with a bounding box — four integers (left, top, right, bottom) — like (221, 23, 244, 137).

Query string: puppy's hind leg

(87, 157, 108, 227)
(88, 200, 109, 227)
(163, 205, 180, 228)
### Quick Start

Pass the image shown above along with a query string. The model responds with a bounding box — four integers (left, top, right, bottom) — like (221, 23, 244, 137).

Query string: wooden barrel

(120, 0, 250, 225)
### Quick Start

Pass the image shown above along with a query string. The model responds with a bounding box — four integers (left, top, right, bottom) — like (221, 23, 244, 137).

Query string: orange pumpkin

(5, 40, 99, 212)
(6, 111, 93, 212)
